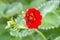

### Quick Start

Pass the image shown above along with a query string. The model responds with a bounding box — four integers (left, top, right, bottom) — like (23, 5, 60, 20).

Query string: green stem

(18, 27, 47, 40)
(34, 29, 47, 40)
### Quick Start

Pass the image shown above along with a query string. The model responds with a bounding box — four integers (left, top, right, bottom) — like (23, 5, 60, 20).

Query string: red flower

(25, 8, 42, 29)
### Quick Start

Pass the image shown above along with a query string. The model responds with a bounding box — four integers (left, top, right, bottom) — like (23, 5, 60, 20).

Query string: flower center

(28, 13, 36, 24)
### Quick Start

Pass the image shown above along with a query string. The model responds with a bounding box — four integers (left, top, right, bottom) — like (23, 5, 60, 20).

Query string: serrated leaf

(41, 2, 60, 29)
(40, 26, 60, 40)
(29, 0, 59, 17)
(41, 0, 59, 17)
(40, 12, 60, 30)
(10, 29, 34, 38)
(15, 15, 26, 28)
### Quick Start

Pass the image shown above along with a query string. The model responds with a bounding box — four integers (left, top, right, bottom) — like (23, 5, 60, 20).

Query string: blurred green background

(0, 0, 60, 40)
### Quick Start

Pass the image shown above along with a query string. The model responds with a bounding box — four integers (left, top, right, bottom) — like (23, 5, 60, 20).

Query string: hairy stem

(34, 29, 47, 40)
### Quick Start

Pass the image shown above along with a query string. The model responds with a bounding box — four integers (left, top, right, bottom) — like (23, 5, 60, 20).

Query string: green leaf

(40, 2, 60, 30)
(0, 3, 23, 18)
(55, 7, 60, 17)
(10, 29, 34, 38)
(29, 0, 46, 8)
(39, 1, 60, 30)
(40, 26, 60, 40)
(4, 3, 23, 18)
(15, 15, 26, 28)
(40, 12, 60, 30)
(41, 0, 59, 17)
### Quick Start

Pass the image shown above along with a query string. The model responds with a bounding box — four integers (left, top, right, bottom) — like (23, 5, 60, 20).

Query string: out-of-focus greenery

(0, 0, 60, 40)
